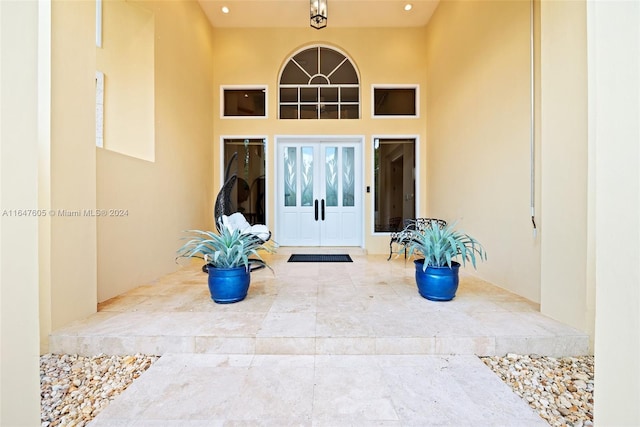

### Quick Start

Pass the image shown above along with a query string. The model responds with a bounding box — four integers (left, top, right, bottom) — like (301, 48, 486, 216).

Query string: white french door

(276, 137, 362, 246)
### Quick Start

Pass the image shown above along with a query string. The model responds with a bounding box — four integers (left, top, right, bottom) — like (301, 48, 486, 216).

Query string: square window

(320, 104, 339, 119)
(280, 87, 298, 103)
(280, 105, 298, 119)
(340, 104, 359, 119)
(320, 87, 338, 103)
(300, 88, 318, 103)
(341, 87, 359, 103)
(300, 105, 318, 119)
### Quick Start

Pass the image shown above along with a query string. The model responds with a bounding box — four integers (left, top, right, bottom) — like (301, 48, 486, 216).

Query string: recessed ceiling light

(221, 6, 230, 14)
(404, 4, 413, 11)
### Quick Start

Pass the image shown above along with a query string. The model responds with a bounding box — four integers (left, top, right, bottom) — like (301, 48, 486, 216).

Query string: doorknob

(321, 199, 325, 221)
(315, 199, 319, 221)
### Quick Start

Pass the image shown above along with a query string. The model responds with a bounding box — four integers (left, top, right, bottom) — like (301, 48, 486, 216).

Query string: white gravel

(41, 353, 594, 426)
(481, 354, 594, 427)
(40, 353, 158, 427)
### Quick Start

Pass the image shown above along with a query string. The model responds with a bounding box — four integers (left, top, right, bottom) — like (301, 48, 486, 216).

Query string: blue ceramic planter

(207, 265, 251, 304)
(414, 260, 460, 301)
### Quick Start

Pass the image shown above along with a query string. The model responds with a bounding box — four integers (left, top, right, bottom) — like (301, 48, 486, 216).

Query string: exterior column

(589, 0, 640, 424)
(0, 1, 43, 424)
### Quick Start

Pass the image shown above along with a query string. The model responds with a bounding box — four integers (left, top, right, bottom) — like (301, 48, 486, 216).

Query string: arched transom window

(279, 46, 360, 120)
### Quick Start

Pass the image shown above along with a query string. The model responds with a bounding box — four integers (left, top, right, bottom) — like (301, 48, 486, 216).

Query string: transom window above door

(279, 46, 360, 120)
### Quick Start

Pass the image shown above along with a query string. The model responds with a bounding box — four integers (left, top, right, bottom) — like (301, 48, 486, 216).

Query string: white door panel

(277, 138, 362, 246)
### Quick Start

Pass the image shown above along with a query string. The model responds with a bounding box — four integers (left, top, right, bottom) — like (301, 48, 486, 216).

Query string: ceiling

(197, 0, 440, 28)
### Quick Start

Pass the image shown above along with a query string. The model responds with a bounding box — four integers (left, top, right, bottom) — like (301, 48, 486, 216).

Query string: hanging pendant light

(310, 0, 328, 29)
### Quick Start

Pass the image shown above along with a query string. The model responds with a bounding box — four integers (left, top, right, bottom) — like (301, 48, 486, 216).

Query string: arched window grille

(279, 46, 360, 120)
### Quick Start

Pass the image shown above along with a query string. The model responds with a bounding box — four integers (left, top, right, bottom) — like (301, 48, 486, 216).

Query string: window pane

(224, 89, 266, 117)
(284, 147, 297, 206)
(300, 87, 318, 103)
(340, 87, 359, 102)
(321, 87, 338, 102)
(224, 139, 266, 224)
(340, 104, 359, 119)
(330, 61, 358, 84)
(301, 147, 314, 207)
(281, 62, 309, 84)
(374, 139, 416, 232)
(320, 104, 338, 119)
(373, 88, 417, 116)
(280, 105, 298, 119)
(293, 48, 319, 76)
(310, 75, 329, 85)
(342, 147, 355, 207)
(325, 147, 338, 207)
(300, 105, 318, 119)
(319, 47, 345, 76)
(280, 87, 298, 103)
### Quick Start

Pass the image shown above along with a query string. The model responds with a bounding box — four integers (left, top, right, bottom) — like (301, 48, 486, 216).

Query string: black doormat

(287, 254, 353, 263)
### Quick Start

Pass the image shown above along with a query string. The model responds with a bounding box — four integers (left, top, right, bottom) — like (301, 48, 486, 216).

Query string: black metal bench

(387, 218, 447, 260)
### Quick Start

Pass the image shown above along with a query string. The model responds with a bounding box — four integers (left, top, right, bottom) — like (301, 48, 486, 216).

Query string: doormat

(287, 254, 353, 263)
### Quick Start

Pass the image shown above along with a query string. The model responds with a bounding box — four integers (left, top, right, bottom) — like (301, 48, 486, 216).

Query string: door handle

(321, 199, 325, 221)
(314, 199, 319, 221)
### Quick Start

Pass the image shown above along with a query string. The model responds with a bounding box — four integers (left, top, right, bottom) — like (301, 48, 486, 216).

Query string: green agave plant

(176, 222, 277, 271)
(398, 220, 487, 271)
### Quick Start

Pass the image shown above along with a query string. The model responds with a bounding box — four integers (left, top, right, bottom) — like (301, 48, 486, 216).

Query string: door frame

(275, 135, 365, 247)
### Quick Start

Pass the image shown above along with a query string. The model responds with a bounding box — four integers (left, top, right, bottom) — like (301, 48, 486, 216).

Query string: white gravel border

(40, 353, 158, 427)
(481, 354, 594, 427)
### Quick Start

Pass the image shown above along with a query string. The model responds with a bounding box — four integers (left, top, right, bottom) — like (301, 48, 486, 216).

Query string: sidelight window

(374, 138, 416, 232)
(223, 138, 267, 224)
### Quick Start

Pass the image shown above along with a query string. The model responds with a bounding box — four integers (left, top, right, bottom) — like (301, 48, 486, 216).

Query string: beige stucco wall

(0, 0, 43, 424)
(211, 26, 429, 253)
(96, 0, 214, 302)
(539, 0, 593, 336)
(589, 1, 640, 424)
(423, 0, 541, 302)
(44, 0, 98, 340)
(98, 0, 155, 161)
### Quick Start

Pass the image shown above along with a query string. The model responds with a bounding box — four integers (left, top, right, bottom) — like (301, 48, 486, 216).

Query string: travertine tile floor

(90, 353, 548, 426)
(50, 250, 589, 425)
